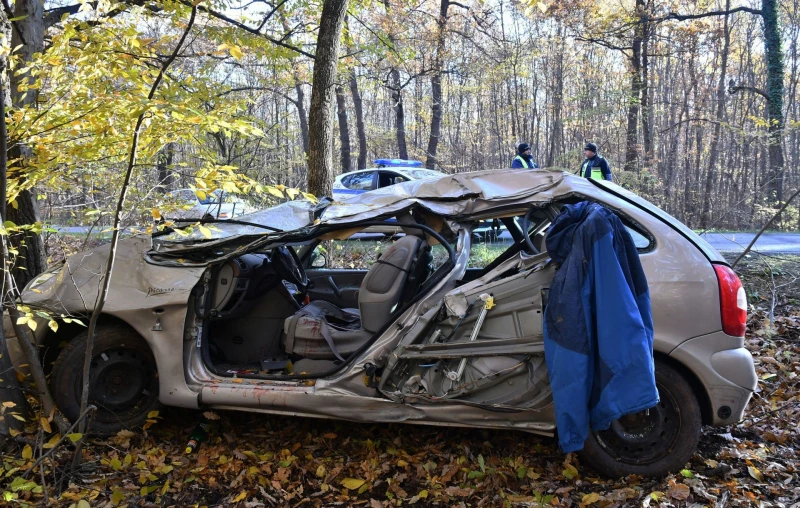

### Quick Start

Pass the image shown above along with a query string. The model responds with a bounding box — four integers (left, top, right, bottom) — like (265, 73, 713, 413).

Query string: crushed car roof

(158, 169, 583, 245)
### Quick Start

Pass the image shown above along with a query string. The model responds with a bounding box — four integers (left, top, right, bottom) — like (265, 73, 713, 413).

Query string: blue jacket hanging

(543, 201, 658, 453)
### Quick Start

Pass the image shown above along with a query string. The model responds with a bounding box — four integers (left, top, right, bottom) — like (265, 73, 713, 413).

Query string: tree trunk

(389, 69, 409, 159)
(294, 82, 310, 156)
(762, 0, 785, 211)
(382, 0, 408, 159)
(335, 85, 351, 172)
(701, 1, 731, 227)
(349, 72, 367, 169)
(426, 0, 450, 170)
(307, 0, 349, 197)
(623, 0, 645, 173)
(546, 26, 564, 168)
(156, 143, 175, 192)
(7, 0, 46, 290)
(641, 9, 653, 170)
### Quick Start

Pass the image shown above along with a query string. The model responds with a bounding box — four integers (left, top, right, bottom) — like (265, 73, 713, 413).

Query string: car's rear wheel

(52, 324, 160, 434)
(579, 359, 701, 478)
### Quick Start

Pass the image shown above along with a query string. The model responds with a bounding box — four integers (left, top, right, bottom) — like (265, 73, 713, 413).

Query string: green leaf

(66, 433, 83, 443)
(680, 468, 695, 478)
(517, 466, 527, 479)
(562, 464, 579, 479)
(478, 454, 485, 472)
(111, 489, 125, 505)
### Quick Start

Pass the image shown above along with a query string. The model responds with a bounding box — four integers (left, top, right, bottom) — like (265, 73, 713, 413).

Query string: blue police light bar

(374, 159, 423, 168)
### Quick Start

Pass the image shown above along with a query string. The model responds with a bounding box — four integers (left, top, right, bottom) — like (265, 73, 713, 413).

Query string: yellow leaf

(78, 500, 90, 508)
(22, 444, 33, 459)
(43, 433, 60, 449)
(582, 492, 600, 505)
(198, 225, 211, 239)
(161, 480, 170, 495)
(27, 319, 38, 332)
(2, 401, 15, 408)
(152, 208, 162, 220)
(16, 316, 28, 325)
(147, 410, 159, 419)
(48, 320, 58, 333)
(40, 417, 52, 433)
(537, 1, 548, 13)
(397, 460, 408, 467)
(316, 465, 326, 478)
(266, 186, 284, 199)
(341, 478, 365, 490)
(419, 490, 428, 499)
(323, 433, 337, 439)
(229, 46, 244, 60)
(231, 491, 247, 503)
(748, 466, 764, 482)
(231, 378, 243, 383)
(66, 433, 83, 443)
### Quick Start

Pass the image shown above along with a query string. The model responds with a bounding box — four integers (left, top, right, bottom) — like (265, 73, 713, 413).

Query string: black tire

(579, 359, 702, 478)
(51, 324, 161, 435)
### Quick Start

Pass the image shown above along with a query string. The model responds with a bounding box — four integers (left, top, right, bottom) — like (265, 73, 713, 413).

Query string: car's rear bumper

(669, 331, 757, 426)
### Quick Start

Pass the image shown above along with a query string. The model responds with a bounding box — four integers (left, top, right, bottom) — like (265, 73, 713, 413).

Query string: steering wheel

(521, 208, 541, 254)
(271, 246, 308, 292)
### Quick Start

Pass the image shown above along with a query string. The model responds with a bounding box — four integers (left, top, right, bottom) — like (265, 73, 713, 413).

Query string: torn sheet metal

(444, 251, 551, 319)
(150, 169, 578, 259)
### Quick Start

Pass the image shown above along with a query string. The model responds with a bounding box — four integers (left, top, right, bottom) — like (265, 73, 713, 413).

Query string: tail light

(713, 264, 747, 337)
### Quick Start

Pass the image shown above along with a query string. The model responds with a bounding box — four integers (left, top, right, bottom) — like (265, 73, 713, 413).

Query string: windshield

(401, 169, 444, 180)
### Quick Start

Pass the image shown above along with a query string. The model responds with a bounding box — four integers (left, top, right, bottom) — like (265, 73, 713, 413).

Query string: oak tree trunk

(349, 72, 367, 169)
(425, 0, 450, 170)
(701, 1, 731, 227)
(307, 0, 349, 197)
(335, 85, 352, 172)
(8, 0, 46, 290)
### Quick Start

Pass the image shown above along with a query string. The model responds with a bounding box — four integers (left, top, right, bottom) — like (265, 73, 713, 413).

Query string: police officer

(579, 143, 612, 181)
(511, 143, 539, 169)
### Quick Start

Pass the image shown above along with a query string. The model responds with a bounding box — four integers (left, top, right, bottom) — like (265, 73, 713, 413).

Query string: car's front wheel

(52, 324, 161, 434)
(579, 359, 702, 477)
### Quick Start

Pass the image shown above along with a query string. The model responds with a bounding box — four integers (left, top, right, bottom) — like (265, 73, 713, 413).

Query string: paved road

(699, 232, 800, 254)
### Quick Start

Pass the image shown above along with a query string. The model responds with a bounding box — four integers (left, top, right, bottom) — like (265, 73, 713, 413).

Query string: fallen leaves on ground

(1, 258, 798, 506)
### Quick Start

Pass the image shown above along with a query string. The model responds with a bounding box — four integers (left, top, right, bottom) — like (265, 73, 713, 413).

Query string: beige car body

(6, 169, 756, 435)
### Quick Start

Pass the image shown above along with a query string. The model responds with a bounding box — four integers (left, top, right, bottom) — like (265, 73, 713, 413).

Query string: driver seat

(283, 235, 428, 361)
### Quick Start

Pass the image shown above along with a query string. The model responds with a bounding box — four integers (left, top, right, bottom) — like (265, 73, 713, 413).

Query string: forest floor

(2, 255, 799, 507)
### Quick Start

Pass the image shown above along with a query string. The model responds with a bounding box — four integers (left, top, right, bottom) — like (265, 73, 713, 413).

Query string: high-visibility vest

(582, 160, 605, 180)
(515, 155, 531, 168)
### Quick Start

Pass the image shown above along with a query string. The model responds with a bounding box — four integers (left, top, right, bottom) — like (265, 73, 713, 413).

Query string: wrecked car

(6, 169, 757, 477)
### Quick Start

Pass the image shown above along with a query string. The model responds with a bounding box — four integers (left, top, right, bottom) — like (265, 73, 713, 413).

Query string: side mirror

(311, 253, 327, 268)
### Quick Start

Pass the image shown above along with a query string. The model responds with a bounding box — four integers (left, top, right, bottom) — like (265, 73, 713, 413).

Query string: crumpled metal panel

(152, 169, 573, 256)
(157, 200, 319, 244)
(24, 236, 205, 315)
(321, 169, 565, 223)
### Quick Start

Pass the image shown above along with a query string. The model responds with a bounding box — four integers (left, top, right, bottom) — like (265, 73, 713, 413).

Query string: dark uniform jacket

(580, 155, 612, 181)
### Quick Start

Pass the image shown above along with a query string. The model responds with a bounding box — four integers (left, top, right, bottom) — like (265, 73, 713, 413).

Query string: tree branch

(648, 6, 761, 23)
(732, 186, 800, 267)
(729, 85, 769, 100)
(75, 5, 198, 439)
(177, 0, 315, 59)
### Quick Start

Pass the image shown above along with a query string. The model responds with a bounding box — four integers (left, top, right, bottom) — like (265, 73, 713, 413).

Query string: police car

(332, 159, 444, 200)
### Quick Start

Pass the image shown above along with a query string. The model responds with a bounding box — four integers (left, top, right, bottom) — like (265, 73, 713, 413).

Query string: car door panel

(306, 269, 367, 309)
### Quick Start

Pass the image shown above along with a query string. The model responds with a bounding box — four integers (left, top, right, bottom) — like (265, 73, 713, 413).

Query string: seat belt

(296, 305, 346, 362)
